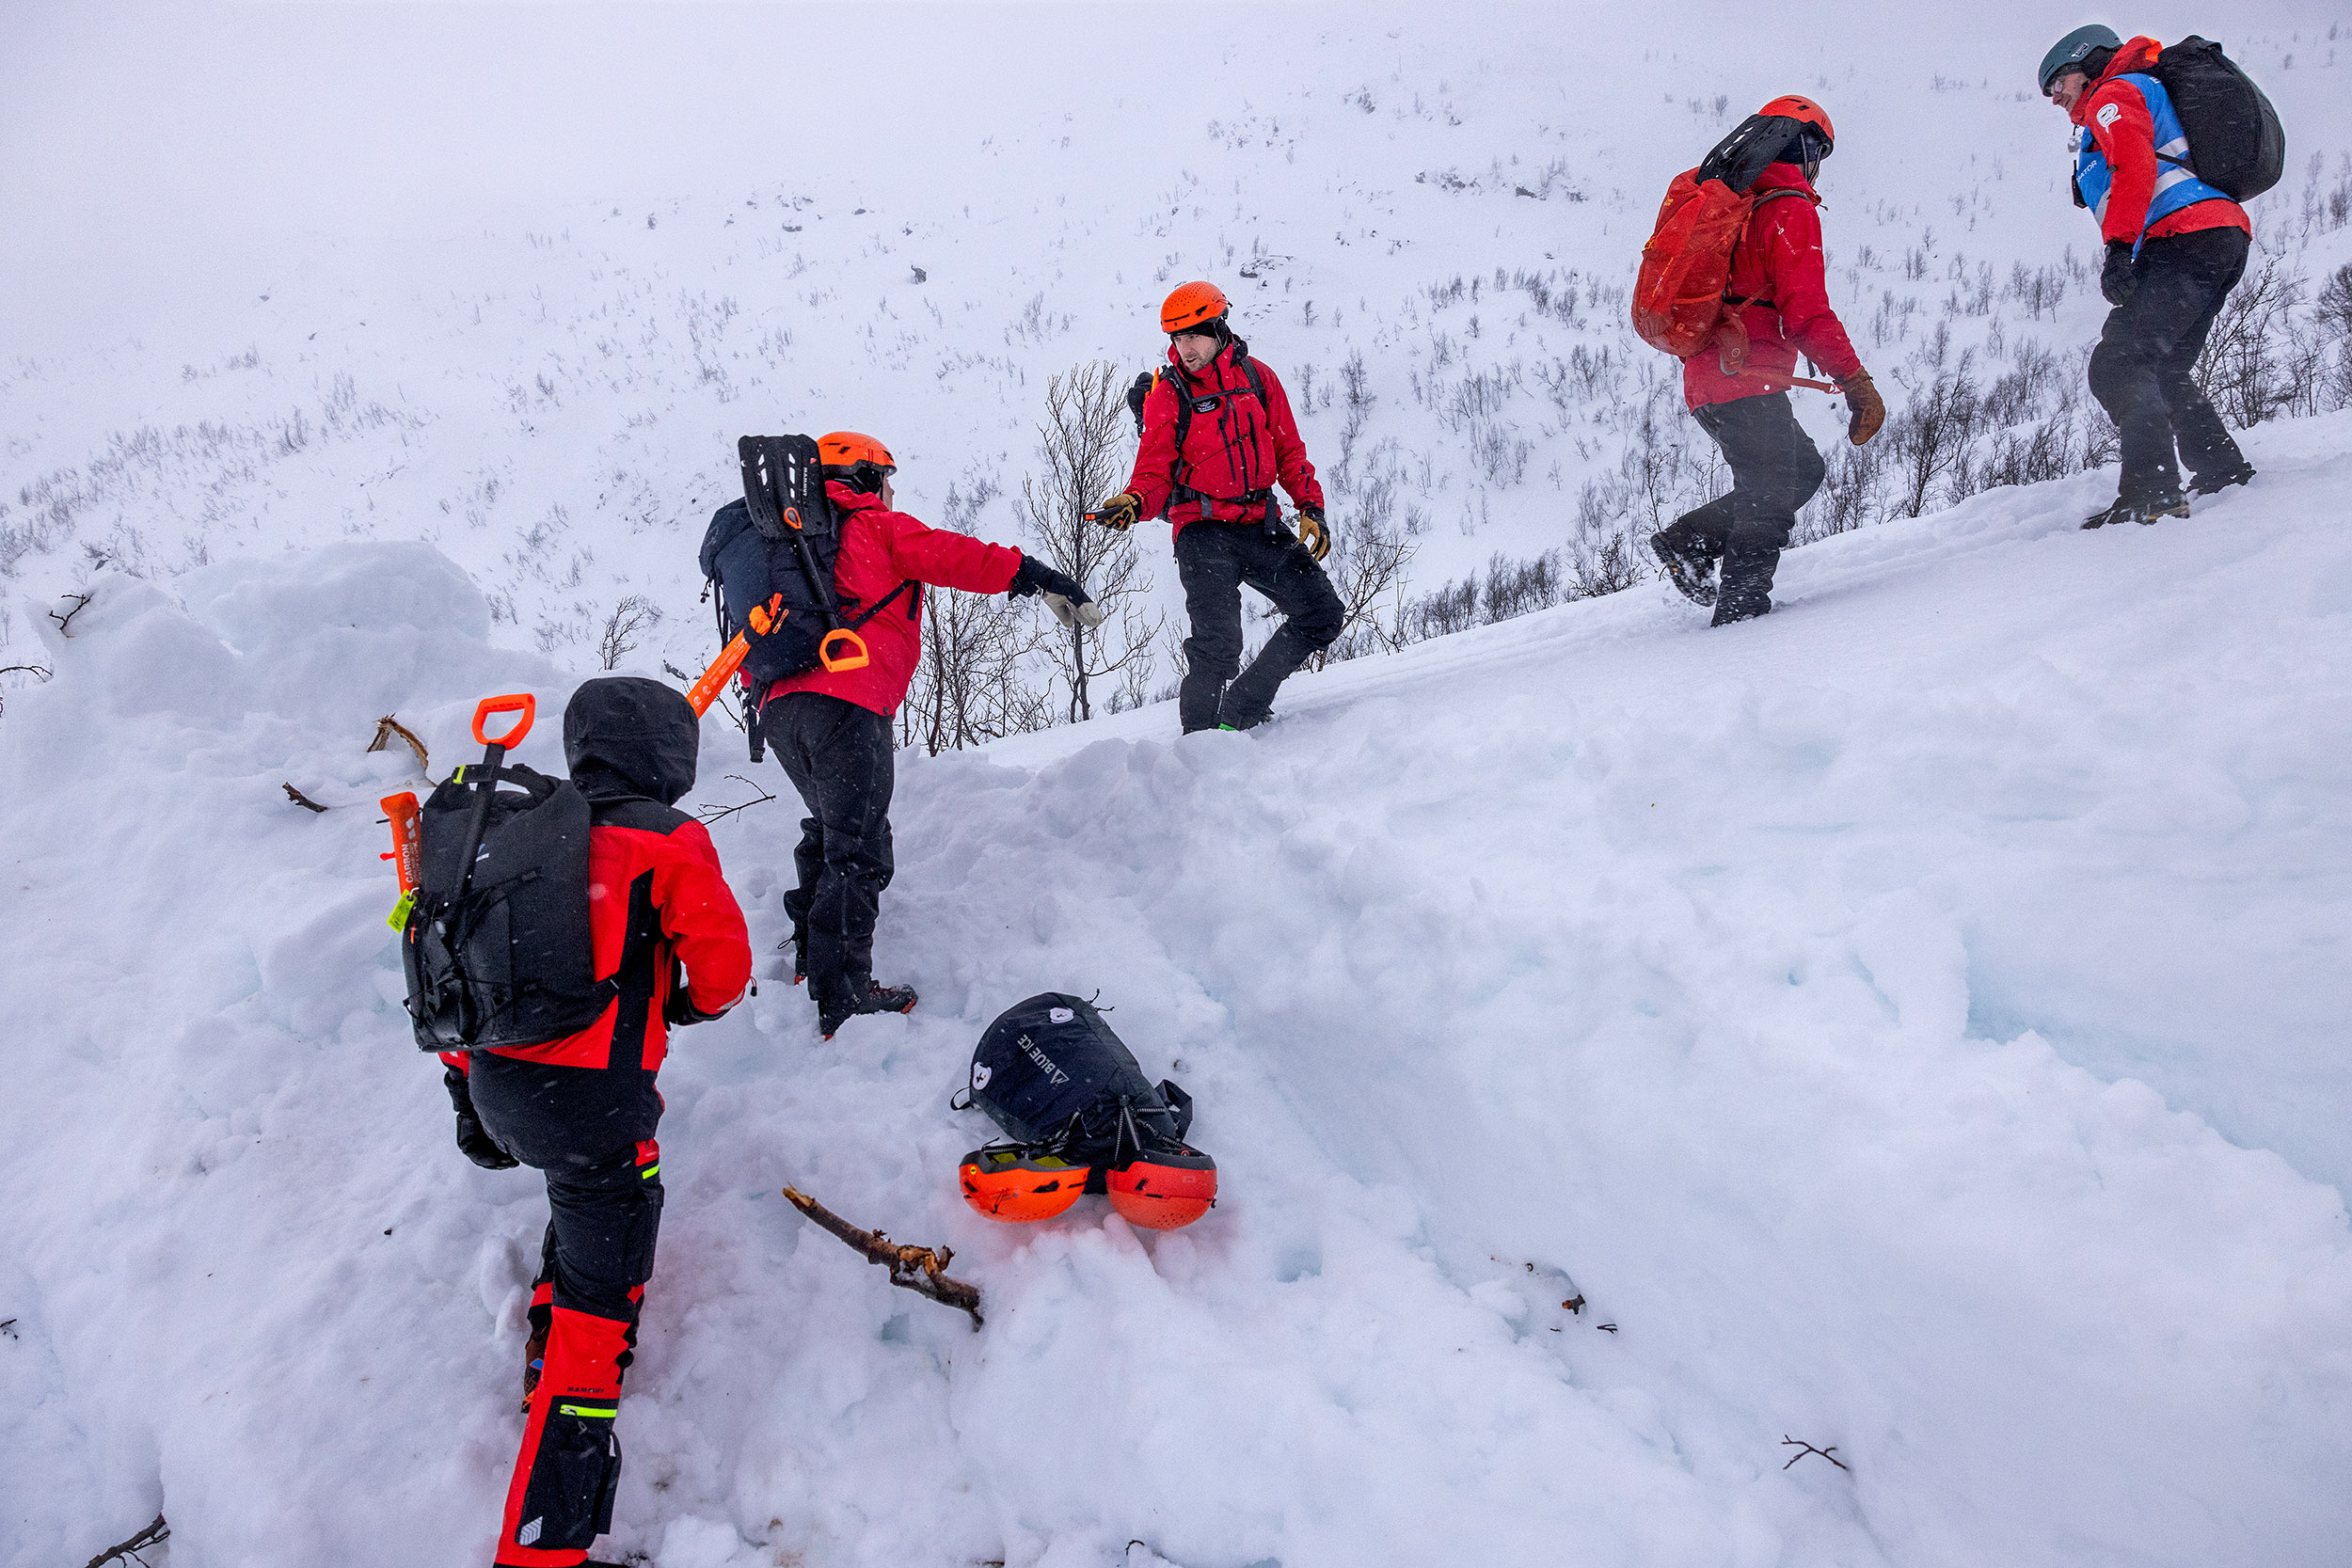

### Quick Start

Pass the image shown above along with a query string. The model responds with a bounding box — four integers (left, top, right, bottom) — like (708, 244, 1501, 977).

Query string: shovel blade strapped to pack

(955, 993, 1216, 1230)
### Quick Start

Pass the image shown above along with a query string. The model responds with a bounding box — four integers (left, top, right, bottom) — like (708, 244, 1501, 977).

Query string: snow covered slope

(5, 414, 2349, 1568)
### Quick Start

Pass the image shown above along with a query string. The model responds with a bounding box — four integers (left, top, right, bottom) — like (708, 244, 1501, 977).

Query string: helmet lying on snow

(954, 992, 1217, 1230)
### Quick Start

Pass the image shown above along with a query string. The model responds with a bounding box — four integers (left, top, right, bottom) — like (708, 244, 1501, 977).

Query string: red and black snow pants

(470, 1055, 664, 1567)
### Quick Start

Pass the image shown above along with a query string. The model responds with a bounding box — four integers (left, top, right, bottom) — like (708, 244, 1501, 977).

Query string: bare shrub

(596, 594, 661, 670)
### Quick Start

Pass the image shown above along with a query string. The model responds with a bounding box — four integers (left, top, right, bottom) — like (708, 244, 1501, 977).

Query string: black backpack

(400, 764, 621, 1052)
(954, 992, 1194, 1166)
(697, 435, 920, 747)
(2153, 37, 2286, 202)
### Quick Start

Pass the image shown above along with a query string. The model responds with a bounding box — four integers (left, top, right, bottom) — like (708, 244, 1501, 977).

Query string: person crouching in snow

(1647, 96, 1883, 626)
(438, 676, 753, 1568)
(760, 431, 1099, 1039)
(1093, 282, 1343, 732)
(2039, 25, 2257, 528)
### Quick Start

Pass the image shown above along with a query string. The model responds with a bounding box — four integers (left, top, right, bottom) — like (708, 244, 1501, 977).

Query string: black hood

(563, 676, 699, 805)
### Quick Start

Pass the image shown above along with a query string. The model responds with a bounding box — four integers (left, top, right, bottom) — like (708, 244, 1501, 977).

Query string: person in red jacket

(2041, 25, 2255, 526)
(1094, 282, 1343, 732)
(1648, 97, 1884, 626)
(757, 431, 1097, 1037)
(437, 675, 753, 1568)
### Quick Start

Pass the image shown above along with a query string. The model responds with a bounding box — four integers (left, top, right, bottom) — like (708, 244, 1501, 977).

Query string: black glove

(1009, 553, 1105, 629)
(2100, 241, 2137, 308)
(443, 1066, 518, 1170)
(663, 977, 731, 1026)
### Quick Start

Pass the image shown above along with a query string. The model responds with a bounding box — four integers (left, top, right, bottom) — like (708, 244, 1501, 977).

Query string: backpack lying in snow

(400, 762, 611, 1053)
(953, 992, 1217, 1229)
(2150, 37, 2286, 202)
(698, 434, 919, 756)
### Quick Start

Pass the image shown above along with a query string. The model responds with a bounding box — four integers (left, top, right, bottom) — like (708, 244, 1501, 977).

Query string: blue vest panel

(2074, 73, 2233, 251)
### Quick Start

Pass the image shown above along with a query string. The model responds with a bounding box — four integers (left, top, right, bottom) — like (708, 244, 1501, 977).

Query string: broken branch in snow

(81, 1513, 168, 1568)
(783, 1186, 983, 1329)
(49, 593, 93, 637)
(696, 773, 777, 826)
(366, 714, 431, 776)
(281, 783, 330, 814)
(1781, 1435, 1850, 1472)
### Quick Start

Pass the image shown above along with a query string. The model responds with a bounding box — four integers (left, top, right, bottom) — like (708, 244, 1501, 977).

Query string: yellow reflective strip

(387, 890, 415, 931)
(639, 1164, 660, 1179)
(558, 1403, 618, 1418)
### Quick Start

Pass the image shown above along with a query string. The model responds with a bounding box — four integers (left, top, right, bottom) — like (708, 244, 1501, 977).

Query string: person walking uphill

(2040, 25, 2263, 528)
(757, 431, 1098, 1038)
(1094, 282, 1342, 731)
(1644, 97, 1883, 626)
(437, 676, 754, 1568)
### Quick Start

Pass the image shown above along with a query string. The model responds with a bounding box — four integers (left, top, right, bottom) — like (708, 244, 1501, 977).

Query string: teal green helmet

(2039, 24, 2122, 93)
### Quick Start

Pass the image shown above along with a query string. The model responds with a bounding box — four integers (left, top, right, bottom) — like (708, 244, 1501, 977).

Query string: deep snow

(5, 412, 2349, 1567)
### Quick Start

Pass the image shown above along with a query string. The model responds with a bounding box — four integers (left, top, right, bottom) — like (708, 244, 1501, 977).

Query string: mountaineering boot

(1649, 531, 1720, 607)
(1709, 547, 1778, 626)
(2188, 462, 2255, 497)
(818, 981, 919, 1039)
(2082, 489, 2191, 529)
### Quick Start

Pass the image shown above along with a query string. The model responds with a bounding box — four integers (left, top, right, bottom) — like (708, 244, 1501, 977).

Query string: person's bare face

(2048, 70, 2090, 114)
(880, 474, 896, 509)
(1172, 328, 1220, 373)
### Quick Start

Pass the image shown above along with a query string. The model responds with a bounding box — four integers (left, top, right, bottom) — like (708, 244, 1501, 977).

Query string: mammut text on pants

(1175, 520, 1343, 733)
(2089, 226, 2250, 502)
(765, 690, 897, 1003)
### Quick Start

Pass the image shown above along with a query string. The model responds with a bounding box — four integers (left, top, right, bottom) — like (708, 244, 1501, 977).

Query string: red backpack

(1630, 171, 1804, 372)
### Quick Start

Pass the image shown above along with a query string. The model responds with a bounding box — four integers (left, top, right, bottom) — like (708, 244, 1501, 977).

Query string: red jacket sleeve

(1257, 365, 1326, 513)
(650, 818, 753, 1015)
(1124, 374, 1183, 520)
(2084, 80, 2160, 244)
(1759, 198, 1864, 381)
(882, 510, 1023, 594)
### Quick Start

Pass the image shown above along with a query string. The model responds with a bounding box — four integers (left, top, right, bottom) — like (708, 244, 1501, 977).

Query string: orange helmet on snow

(1160, 281, 1230, 335)
(959, 1148, 1090, 1223)
(1758, 94, 1835, 153)
(1104, 1146, 1217, 1230)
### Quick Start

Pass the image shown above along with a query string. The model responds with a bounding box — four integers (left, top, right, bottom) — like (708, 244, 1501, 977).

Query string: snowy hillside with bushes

(4, 3, 2351, 1566)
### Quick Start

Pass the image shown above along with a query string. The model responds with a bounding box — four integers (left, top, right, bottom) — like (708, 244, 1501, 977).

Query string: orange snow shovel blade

(686, 594, 786, 716)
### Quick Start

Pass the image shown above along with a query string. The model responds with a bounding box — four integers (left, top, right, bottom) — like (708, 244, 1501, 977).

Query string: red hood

(825, 479, 882, 514)
(2072, 35, 2162, 125)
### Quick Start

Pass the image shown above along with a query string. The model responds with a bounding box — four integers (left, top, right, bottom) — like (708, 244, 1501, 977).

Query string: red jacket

(760, 483, 1024, 718)
(1124, 342, 1325, 536)
(444, 800, 752, 1076)
(1681, 163, 1864, 410)
(2073, 36, 2250, 245)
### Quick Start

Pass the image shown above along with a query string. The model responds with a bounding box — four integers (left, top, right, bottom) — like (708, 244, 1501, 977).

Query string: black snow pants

(1656, 390, 1827, 624)
(470, 1055, 665, 1566)
(765, 690, 896, 1005)
(1175, 516, 1345, 733)
(2087, 225, 2250, 504)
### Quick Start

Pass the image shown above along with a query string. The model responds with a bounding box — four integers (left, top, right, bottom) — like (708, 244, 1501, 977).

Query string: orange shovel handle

(471, 692, 535, 748)
(818, 627, 871, 673)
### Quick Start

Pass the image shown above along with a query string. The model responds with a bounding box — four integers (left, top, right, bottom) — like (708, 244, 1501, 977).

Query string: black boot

(2188, 462, 2255, 497)
(1709, 548, 1778, 626)
(2082, 488, 2190, 529)
(818, 981, 919, 1039)
(1649, 531, 1719, 607)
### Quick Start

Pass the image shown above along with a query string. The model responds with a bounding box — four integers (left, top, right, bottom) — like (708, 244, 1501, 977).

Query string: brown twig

(696, 774, 777, 826)
(1781, 1436, 1850, 1472)
(281, 783, 330, 813)
(82, 1513, 168, 1568)
(49, 593, 93, 638)
(366, 714, 431, 776)
(782, 1186, 983, 1329)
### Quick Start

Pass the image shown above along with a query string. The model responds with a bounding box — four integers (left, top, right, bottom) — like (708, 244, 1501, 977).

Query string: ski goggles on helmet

(959, 1147, 1090, 1223)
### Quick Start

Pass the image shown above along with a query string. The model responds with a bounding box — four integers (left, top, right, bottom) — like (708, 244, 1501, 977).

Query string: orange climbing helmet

(1160, 281, 1230, 336)
(959, 1147, 1091, 1223)
(1758, 94, 1835, 154)
(815, 431, 897, 495)
(1104, 1146, 1218, 1230)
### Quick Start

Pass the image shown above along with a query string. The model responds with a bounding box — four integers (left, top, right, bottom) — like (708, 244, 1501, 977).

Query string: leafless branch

(1781, 1435, 1850, 1472)
(49, 593, 93, 638)
(596, 594, 662, 671)
(82, 1514, 169, 1568)
(282, 783, 330, 814)
(1022, 360, 1161, 722)
(694, 773, 777, 827)
(783, 1186, 983, 1328)
(366, 714, 431, 775)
